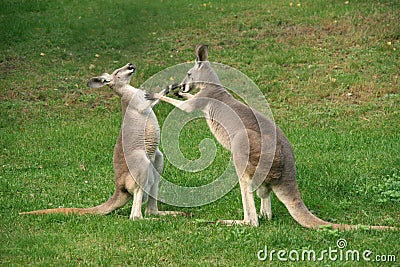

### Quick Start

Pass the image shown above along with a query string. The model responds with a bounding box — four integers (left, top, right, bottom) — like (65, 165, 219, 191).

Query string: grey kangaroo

(146, 45, 396, 230)
(21, 63, 181, 220)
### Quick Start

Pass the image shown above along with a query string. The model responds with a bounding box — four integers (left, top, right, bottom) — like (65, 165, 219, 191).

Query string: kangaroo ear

(196, 44, 208, 62)
(87, 73, 111, 88)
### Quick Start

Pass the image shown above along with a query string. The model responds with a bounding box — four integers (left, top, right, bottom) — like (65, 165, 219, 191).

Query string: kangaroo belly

(144, 115, 160, 156)
(206, 118, 231, 150)
(123, 110, 160, 157)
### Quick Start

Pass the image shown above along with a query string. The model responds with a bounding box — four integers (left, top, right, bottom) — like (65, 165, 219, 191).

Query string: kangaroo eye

(187, 72, 191, 77)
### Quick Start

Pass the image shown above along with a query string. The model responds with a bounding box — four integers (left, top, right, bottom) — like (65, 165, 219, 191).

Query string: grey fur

(148, 45, 395, 230)
(20, 63, 181, 219)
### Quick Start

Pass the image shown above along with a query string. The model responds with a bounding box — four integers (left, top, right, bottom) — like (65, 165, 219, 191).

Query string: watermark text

(257, 239, 397, 263)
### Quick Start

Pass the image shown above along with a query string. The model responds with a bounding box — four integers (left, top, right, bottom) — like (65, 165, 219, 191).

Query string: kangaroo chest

(206, 118, 231, 150)
(123, 110, 160, 157)
(144, 115, 160, 156)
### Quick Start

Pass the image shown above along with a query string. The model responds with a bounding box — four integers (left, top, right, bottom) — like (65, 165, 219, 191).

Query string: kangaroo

(20, 63, 181, 220)
(146, 45, 396, 230)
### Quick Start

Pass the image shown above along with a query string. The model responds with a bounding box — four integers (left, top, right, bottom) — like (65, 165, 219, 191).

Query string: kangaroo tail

(272, 182, 397, 231)
(20, 207, 99, 215)
(20, 189, 132, 216)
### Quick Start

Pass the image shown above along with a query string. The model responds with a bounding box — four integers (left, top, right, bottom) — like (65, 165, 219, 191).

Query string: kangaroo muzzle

(180, 83, 193, 93)
(127, 63, 136, 71)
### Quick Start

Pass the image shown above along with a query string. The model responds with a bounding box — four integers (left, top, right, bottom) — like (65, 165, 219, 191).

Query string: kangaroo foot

(259, 210, 272, 220)
(218, 219, 258, 226)
(145, 210, 187, 217)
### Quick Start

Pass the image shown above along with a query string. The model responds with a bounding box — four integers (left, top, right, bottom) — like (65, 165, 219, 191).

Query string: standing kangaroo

(21, 63, 180, 220)
(146, 45, 395, 230)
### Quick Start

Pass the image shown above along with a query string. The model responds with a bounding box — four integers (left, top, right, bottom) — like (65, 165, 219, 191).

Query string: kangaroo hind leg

(257, 183, 272, 220)
(145, 149, 185, 216)
(219, 174, 258, 226)
(125, 150, 151, 220)
(219, 133, 259, 226)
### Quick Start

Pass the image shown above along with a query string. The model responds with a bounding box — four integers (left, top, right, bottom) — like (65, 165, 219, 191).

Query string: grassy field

(1, 0, 399, 266)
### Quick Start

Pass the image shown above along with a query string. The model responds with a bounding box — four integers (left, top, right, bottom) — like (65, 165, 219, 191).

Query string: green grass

(1, 0, 399, 266)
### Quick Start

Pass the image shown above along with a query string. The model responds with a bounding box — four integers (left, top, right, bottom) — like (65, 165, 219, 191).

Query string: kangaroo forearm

(156, 94, 197, 113)
(179, 92, 194, 100)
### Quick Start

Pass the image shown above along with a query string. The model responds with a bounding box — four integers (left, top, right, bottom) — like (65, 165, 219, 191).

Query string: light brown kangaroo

(20, 63, 181, 220)
(146, 45, 396, 230)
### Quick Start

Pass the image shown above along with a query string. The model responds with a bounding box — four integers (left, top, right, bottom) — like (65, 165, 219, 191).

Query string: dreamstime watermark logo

(122, 62, 275, 207)
(257, 238, 397, 263)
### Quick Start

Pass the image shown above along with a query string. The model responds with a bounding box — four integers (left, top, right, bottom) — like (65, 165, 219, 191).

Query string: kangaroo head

(180, 44, 220, 93)
(87, 63, 136, 94)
